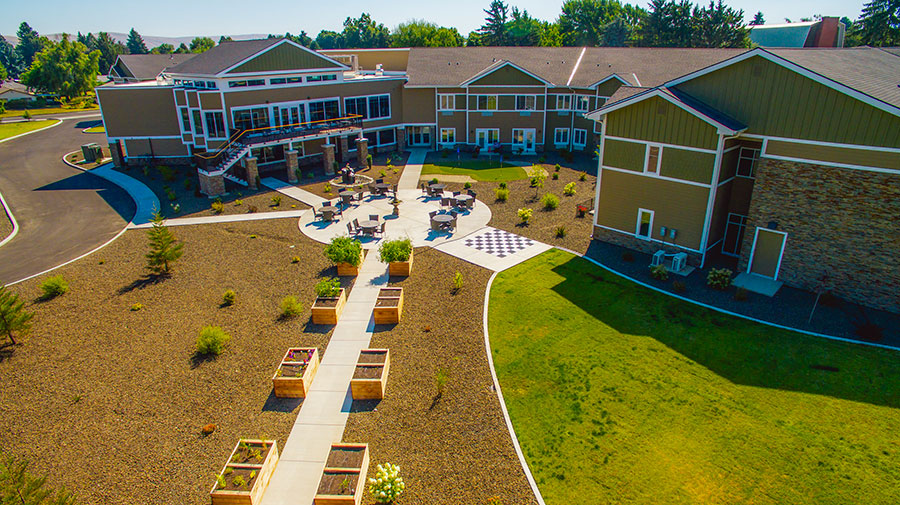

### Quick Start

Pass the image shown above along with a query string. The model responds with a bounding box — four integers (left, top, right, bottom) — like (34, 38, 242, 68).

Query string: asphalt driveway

(0, 115, 135, 285)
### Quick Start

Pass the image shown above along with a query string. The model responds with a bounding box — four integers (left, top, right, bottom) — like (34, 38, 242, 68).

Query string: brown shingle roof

(604, 86, 651, 106)
(114, 54, 196, 80)
(165, 38, 282, 76)
(573, 47, 747, 88)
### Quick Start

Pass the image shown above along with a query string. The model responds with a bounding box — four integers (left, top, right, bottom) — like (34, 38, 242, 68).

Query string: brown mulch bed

(112, 164, 306, 219)
(298, 151, 410, 199)
(0, 219, 349, 505)
(342, 248, 538, 505)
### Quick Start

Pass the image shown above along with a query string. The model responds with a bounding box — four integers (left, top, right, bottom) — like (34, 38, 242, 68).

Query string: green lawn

(421, 159, 530, 181)
(0, 120, 59, 141)
(489, 249, 900, 505)
(0, 105, 99, 119)
(84, 125, 105, 133)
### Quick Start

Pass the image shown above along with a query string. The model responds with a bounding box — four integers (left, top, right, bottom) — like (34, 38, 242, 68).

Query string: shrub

(579, 172, 587, 181)
(379, 169, 386, 178)
(235, 199, 243, 206)
(554, 164, 561, 172)
(368, 463, 405, 504)
(435, 366, 450, 396)
(649, 264, 669, 281)
(196, 326, 231, 356)
(734, 287, 749, 301)
(672, 280, 686, 293)
(291, 256, 301, 264)
(463, 182, 472, 189)
(379, 238, 412, 263)
(541, 192, 559, 210)
(551, 172, 559, 180)
(222, 289, 236, 306)
(40, 276, 68, 300)
(452, 271, 463, 292)
(555, 226, 566, 238)
(271, 195, 282, 207)
(538, 155, 546, 163)
(323, 183, 332, 194)
(323, 237, 363, 266)
(249, 234, 257, 239)
(0, 284, 34, 345)
(130, 303, 143, 311)
(494, 187, 509, 201)
(170, 203, 181, 214)
(211, 201, 225, 214)
(279, 296, 304, 317)
(201, 423, 217, 436)
(498, 181, 507, 189)
(247, 205, 258, 213)
(366, 154, 373, 169)
(183, 179, 192, 191)
(314, 278, 342, 298)
(622, 251, 634, 262)
(563, 181, 577, 196)
(22, 110, 31, 120)
(517, 207, 533, 224)
(166, 189, 177, 201)
(441, 149, 449, 158)
(158, 166, 176, 182)
(706, 268, 733, 290)
(429, 177, 439, 185)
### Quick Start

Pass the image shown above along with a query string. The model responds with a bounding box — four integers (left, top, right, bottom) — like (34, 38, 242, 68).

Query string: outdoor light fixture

(768, 221, 778, 230)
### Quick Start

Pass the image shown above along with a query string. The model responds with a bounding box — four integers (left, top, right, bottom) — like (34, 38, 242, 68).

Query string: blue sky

(1, 0, 866, 39)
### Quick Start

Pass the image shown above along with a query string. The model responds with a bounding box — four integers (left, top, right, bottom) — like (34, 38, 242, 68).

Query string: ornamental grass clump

(323, 237, 363, 267)
(650, 264, 669, 281)
(541, 192, 559, 210)
(379, 238, 412, 263)
(368, 463, 405, 504)
(494, 187, 509, 202)
(280, 296, 304, 317)
(196, 326, 231, 356)
(222, 289, 236, 306)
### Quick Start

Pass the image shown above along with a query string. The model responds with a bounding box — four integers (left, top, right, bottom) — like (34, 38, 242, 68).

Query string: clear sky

(1, 0, 866, 39)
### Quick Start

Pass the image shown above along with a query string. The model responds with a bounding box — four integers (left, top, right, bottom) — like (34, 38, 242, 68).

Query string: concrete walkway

(262, 251, 388, 505)
(262, 178, 324, 207)
(397, 149, 427, 190)
(129, 209, 305, 229)
(86, 164, 159, 226)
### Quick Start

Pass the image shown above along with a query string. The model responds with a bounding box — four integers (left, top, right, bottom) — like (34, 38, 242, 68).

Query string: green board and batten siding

(604, 95, 719, 151)
(227, 43, 343, 74)
(660, 147, 716, 184)
(603, 138, 645, 172)
(675, 55, 900, 149)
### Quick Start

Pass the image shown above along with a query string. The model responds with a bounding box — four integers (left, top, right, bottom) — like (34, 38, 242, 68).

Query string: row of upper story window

(170, 74, 339, 90)
(437, 94, 593, 112)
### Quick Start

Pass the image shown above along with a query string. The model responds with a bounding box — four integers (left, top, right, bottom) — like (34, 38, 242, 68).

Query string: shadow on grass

(261, 391, 302, 413)
(545, 254, 900, 409)
(118, 273, 169, 295)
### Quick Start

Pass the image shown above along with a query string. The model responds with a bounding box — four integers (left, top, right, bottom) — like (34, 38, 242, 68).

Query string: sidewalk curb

(0, 189, 19, 250)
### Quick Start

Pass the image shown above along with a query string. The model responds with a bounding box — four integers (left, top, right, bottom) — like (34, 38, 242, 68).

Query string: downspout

(699, 133, 726, 268)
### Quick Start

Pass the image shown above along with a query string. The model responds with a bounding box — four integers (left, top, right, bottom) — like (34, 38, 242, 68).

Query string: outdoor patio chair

(467, 189, 476, 197)
(353, 218, 361, 229)
(452, 191, 461, 197)
(322, 209, 334, 221)
(421, 182, 428, 194)
(376, 178, 384, 184)
(322, 200, 332, 207)
(441, 196, 451, 207)
(347, 222, 357, 236)
(368, 183, 378, 194)
(313, 209, 324, 220)
(429, 210, 438, 219)
(377, 222, 386, 236)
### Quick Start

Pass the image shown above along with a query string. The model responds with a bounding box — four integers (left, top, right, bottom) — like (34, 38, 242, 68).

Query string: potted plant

(272, 348, 320, 398)
(324, 237, 364, 276)
(210, 439, 280, 505)
(311, 278, 347, 325)
(315, 443, 370, 505)
(373, 288, 403, 324)
(350, 349, 390, 400)
(378, 238, 413, 276)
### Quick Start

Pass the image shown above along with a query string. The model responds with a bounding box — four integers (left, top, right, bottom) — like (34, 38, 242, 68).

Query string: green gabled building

(586, 47, 900, 312)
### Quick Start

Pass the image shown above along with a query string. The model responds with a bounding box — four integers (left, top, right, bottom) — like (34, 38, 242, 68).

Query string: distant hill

(2, 33, 271, 48)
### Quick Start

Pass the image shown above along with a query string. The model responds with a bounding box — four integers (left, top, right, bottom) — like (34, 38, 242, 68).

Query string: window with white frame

(556, 95, 572, 110)
(476, 95, 498, 111)
(344, 94, 390, 120)
(204, 112, 226, 139)
(554, 128, 569, 145)
(645, 145, 661, 174)
(515, 95, 536, 111)
(636, 208, 654, 239)
(191, 110, 203, 135)
(179, 108, 191, 132)
(737, 147, 760, 178)
(438, 94, 455, 110)
(439, 128, 455, 144)
(575, 95, 590, 112)
(573, 129, 587, 147)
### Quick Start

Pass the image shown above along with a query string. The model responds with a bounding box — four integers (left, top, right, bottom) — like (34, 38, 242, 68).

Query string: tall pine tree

(15, 22, 43, 68)
(750, 11, 765, 25)
(0, 34, 22, 78)
(852, 0, 900, 46)
(480, 0, 510, 45)
(126, 28, 148, 54)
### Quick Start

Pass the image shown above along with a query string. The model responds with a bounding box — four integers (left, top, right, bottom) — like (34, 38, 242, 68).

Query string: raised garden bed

(336, 250, 364, 277)
(210, 439, 279, 505)
(272, 348, 320, 398)
(312, 288, 347, 325)
(315, 443, 369, 505)
(373, 288, 403, 325)
(388, 249, 413, 277)
(350, 349, 390, 400)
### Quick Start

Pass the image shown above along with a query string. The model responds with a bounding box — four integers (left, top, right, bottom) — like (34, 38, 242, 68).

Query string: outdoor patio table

(321, 205, 338, 221)
(375, 183, 391, 194)
(359, 219, 379, 235)
(339, 191, 356, 206)
(453, 194, 473, 206)
(431, 213, 453, 231)
(428, 183, 446, 195)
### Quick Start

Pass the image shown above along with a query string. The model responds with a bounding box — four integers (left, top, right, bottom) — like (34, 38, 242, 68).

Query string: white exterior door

(512, 128, 536, 153)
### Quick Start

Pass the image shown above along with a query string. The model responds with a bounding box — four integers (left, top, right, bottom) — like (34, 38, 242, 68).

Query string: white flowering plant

(368, 463, 405, 503)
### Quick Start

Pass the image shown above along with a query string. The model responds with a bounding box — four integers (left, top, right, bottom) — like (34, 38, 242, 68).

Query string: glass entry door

(512, 128, 535, 153)
(408, 126, 431, 146)
(275, 106, 301, 128)
(476, 128, 499, 149)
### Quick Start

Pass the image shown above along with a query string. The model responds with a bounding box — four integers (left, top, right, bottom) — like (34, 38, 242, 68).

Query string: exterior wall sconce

(767, 221, 778, 230)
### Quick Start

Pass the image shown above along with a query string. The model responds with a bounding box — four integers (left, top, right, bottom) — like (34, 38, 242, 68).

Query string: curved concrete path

(0, 116, 135, 285)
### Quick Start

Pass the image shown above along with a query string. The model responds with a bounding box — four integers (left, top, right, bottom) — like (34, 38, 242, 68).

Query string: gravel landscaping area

(112, 164, 306, 219)
(298, 151, 410, 199)
(0, 219, 345, 505)
(342, 247, 538, 505)
(65, 147, 112, 170)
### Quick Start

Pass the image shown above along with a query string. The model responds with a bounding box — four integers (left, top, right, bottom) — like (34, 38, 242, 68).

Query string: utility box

(81, 143, 102, 162)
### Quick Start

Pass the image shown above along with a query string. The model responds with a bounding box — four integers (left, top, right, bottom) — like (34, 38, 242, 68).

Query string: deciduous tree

(20, 35, 100, 99)
(174, 43, 191, 54)
(189, 37, 215, 53)
(150, 43, 174, 54)
(342, 13, 391, 48)
(392, 20, 465, 47)
(0, 35, 22, 78)
(692, 0, 749, 47)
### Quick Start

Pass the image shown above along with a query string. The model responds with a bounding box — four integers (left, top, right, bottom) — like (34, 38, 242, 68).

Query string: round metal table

(453, 194, 473, 206)
(359, 219, 379, 235)
(431, 214, 453, 230)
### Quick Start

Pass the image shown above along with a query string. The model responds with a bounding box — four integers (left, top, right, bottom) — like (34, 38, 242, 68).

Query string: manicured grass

(84, 125, 105, 133)
(421, 159, 530, 181)
(489, 249, 900, 505)
(0, 120, 59, 141)
(0, 105, 98, 119)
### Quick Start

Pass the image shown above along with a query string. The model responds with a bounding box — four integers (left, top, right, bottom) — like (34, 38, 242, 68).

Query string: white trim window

(636, 208, 654, 240)
(191, 110, 204, 136)
(645, 145, 662, 174)
(737, 147, 760, 178)
(573, 128, 587, 147)
(344, 94, 390, 121)
(179, 107, 191, 133)
(554, 128, 569, 146)
(574, 95, 590, 112)
(438, 94, 455, 111)
(204, 112, 226, 139)
(556, 95, 572, 110)
(476, 95, 498, 111)
(515, 95, 536, 111)
(439, 128, 455, 145)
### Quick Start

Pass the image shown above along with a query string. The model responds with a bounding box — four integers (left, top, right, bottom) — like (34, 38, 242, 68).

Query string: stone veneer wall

(592, 226, 702, 266)
(739, 157, 900, 313)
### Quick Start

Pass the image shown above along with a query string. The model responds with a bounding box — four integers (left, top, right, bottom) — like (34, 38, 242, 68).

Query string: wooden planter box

(372, 288, 403, 324)
(336, 250, 364, 276)
(272, 348, 320, 398)
(350, 349, 390, 400)
(311, 288, 347, 325)
(315, 443, 369, 505)
(210, 439, 279, 505)
(387, 249, 413, 277)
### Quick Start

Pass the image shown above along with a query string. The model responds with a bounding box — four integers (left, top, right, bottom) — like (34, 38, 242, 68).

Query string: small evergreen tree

(145, 212, 184, 275)
(0, 284, 33, 346)
(0, 452, 77, 504)
(750, 11, 765, 25)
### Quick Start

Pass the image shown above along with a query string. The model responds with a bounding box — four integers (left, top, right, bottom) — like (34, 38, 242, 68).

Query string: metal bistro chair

(346, 222, 357, 236)
(421, 182, 429, 194)
(376, 222, 386, 236)
(452, 191, 461, 197)
(313, 208, 324, 220)
(449, 209, 459, 230)
(353, 218, 361, 230)
(467, 189, 476, 197)
(429, 210, 438, 220)
(322, 209, 334, 222)
(440, 196, 451, 208)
